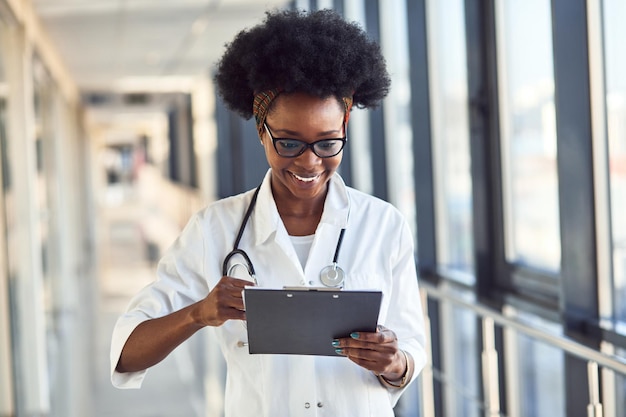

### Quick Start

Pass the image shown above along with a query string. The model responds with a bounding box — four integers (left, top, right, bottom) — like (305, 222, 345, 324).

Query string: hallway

(92, 182, 206, 417)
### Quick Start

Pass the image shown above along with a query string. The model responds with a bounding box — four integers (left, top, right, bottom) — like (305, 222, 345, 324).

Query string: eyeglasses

(263, 122, 347, 158)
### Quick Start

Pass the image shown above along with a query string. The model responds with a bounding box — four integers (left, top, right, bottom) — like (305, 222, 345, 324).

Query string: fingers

(198, 276, 254, 326)
(333, 326, 402, 375)
(220, 275, 256, 289)
(337, 326, 397, 350)
(213, 277, 248, 306)
(349, 327, 397, 344)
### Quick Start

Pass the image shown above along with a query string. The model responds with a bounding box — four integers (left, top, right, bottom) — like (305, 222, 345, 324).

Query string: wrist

(378, 350, 412, 389)
(189, 301, 208, 328)
(385, 350, 408, 381)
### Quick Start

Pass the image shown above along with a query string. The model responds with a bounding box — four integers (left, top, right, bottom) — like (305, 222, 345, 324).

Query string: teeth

(292, 173, 319, 182)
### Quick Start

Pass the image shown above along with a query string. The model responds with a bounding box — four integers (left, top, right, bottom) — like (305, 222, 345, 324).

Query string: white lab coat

(111, 170, 427, 417)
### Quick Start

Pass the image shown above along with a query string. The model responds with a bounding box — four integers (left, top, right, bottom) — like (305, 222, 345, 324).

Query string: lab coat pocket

(363, 368, 396, 417)
(345, 272, 384, 291)
(221, 321, 268, 414)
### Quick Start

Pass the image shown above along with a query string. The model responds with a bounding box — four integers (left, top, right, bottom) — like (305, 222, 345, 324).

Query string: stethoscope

(222, 184, 347, 288)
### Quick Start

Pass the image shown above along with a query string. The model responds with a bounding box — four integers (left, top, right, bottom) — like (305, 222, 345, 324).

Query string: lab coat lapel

(250, 170, 307, 287)
(304, 225, 339, 286)
(250, 170, 350, 288)
(304, 175, 350, 286)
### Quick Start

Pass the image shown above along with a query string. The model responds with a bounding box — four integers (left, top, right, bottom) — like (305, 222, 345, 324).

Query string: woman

(111, 9, 426, 416)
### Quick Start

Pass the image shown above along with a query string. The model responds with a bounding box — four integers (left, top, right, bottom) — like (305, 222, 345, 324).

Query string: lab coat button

(304, 402, 311, 408)
(317, 402, 323, 408)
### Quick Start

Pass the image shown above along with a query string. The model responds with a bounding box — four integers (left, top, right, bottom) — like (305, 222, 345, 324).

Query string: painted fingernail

(331, 339, 340, 347)
(350, 332, 359, 339)
(335, 348, 344, 355)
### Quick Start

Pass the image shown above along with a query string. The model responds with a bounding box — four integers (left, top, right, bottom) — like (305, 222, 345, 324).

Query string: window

(379, 0, 416, 235)
(614, 347, 626, 417)
(441, 300, 480, 417)
(426, 0, 474, 278)
(343, 0, 374, 195)
(604, 0, 626, 321)
(505, 311, 565, 417)
(495, 0, 560, 272)
(0, 21, 15, 415)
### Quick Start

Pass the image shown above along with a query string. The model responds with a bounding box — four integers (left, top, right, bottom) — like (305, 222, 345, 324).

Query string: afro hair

(214, 8, 391, 119)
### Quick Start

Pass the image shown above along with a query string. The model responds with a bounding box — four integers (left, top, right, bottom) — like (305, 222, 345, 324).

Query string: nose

(295, 146, 321, 165)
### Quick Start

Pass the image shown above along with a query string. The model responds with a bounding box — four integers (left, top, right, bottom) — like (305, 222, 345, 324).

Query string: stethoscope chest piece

(320, 263, 345, 288)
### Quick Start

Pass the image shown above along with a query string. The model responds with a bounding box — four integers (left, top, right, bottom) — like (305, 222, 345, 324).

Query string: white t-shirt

(110, 170, 427, 417)
(289, 234, 314, 270)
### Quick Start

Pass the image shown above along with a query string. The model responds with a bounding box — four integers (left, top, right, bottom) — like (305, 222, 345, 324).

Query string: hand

(193, 276, 253, 327)
(333, 325, 407, 381)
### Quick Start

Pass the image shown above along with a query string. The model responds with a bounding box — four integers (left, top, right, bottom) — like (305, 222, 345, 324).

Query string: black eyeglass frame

(263, 122, 347, 158)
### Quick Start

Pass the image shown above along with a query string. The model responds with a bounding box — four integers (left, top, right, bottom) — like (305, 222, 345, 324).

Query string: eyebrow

(268, 125, 343, 138)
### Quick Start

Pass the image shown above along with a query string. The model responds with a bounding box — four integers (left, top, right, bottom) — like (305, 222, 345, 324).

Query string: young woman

(111, 9, 426, 416)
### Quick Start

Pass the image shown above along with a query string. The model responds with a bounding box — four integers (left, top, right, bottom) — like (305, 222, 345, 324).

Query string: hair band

(252, 89, 354, 137)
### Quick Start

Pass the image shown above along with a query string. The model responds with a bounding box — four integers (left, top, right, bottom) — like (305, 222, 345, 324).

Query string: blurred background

(0, 0, 625, 416)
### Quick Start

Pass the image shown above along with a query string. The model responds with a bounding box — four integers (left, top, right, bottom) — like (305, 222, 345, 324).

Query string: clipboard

(243, 287, 382, 356)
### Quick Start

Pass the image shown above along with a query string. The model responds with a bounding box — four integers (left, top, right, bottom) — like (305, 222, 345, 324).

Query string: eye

(317, 140, 339, 150)
(276, 140, 303, 150)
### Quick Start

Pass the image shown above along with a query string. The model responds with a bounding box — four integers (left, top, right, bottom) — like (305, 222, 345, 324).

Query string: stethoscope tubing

(221, 184, 262, 277)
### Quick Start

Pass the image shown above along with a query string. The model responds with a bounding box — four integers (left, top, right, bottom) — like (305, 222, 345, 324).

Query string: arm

(335, 218, 426, 389)
(116, 276, 251, 373)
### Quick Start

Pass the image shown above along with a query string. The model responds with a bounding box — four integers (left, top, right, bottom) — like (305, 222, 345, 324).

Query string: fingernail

(350, 332, 359, 339)
(331, 339, 340, 347)
(335, 348, 344, 355)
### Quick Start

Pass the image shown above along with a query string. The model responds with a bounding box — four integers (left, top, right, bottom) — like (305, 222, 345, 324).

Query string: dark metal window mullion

(363, 0, 388, 202)
(406, 0, 436, 279)
(405, 2, 442, 416)
(465, 1, 509, 415)
(332, 0, 344, 16)
(551, 0, 599, 335)
(334, 0, 353, 187)
(464, 0, 508, 301)
(551, 0, 600, 415)
(214, 95, 236, 198)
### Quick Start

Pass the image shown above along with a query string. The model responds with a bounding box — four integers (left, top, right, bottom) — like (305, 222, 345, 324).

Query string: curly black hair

(214, 8, 390, 119)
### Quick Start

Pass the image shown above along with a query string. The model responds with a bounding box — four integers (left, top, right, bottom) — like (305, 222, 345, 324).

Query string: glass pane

(604, 0, 626, 320)
(32, 58, 59, 413)
(614, 347, 626, 416)
(496, 0, 561, 272)
(516, 334, 565, 417)
(505, 311, 565, 417)
(441, 300, 480, 417)
(344, 0, 374, 196)
(427, 0, 474, 278)
(380, 0, 416, 236)
(0, 22, 16, 415)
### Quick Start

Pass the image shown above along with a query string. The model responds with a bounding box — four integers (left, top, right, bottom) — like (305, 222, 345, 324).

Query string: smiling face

(261, 92, 346, 216)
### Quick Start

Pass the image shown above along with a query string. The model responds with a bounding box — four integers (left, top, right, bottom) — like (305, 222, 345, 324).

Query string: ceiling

(31, 0, 291, 93)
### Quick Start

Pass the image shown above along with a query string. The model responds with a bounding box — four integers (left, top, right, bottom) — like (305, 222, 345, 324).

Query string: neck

(277, 202, 324, 218)
(273, 190, 327, 237)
